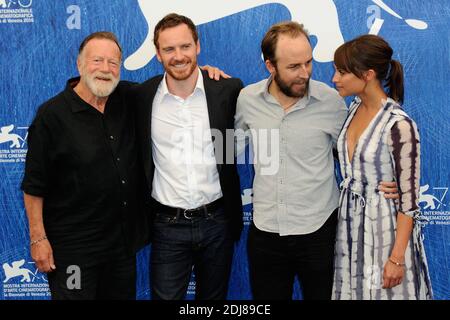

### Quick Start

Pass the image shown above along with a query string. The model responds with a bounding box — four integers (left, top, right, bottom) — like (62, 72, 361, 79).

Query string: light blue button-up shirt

(235, 77, 347, 235)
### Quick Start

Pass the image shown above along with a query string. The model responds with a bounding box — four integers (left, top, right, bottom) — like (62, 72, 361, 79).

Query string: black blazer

(133, 70, 244, 240)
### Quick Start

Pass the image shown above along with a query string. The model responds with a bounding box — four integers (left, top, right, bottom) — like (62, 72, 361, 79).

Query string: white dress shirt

(151, 70, 222, 209)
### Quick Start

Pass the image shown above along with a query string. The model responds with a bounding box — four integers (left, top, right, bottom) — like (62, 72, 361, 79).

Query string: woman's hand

(200, 65, 231, 80)
(382, 257, 405, 289)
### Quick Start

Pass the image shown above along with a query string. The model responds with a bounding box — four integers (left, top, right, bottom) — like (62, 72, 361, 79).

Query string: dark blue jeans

(150, 205, 234, 300)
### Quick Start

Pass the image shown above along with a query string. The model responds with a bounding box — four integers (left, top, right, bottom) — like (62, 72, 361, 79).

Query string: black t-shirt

(21, 78, 149, 265)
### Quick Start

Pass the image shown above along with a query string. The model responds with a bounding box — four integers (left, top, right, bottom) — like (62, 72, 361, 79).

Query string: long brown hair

(334, 34, 404, 104)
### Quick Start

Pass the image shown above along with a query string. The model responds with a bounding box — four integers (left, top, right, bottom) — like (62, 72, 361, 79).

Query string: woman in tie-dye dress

(331, 35, 433, 300)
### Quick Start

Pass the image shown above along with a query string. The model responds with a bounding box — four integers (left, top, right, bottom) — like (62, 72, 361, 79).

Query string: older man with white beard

(21, 32, 149, 300)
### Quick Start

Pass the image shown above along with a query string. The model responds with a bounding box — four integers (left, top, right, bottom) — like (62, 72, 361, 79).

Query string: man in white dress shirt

(134, 13, 243, 300)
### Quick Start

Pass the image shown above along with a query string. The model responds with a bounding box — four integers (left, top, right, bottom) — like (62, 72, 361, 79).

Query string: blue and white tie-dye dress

(332, 98, 433, 300)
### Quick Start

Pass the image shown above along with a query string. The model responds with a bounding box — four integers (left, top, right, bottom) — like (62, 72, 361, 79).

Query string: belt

(153, 198, 224, 219)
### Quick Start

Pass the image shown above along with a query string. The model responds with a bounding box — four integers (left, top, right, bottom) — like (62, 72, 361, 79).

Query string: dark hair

(78, 31, 122, 58)
(261, 21, 310, 65)
(153, 13, 199, 49)
(334, 34, 404, 104)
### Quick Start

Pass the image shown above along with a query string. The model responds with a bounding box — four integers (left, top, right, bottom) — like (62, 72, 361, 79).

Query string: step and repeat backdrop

(0, 0, 448, 300)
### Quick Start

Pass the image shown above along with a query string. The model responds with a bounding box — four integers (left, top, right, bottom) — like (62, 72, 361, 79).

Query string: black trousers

(247, 209, 338, 300)
(47, 248, 136, 300)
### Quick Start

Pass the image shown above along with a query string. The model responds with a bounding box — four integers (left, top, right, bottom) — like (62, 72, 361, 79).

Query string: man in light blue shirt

(235, 21, 346, 300)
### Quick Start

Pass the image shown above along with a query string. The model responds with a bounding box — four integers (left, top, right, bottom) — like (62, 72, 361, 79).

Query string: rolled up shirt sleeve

(388, 118, 421, 217)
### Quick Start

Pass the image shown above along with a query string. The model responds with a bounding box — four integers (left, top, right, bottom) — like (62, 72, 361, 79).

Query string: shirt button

(109, 135, 114, 140)
(121, 180, 126, 184)
(117, 158, 121, 162)
(123, 201, 127, 207)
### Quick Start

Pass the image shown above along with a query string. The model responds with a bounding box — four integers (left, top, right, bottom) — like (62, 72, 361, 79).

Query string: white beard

(83, 72, 119, 98)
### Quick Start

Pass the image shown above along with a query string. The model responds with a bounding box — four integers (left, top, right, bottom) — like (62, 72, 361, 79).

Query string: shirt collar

(64, 77, 93, 113)
(158, 68, 205, 103)
(308, 79, 326, 102)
